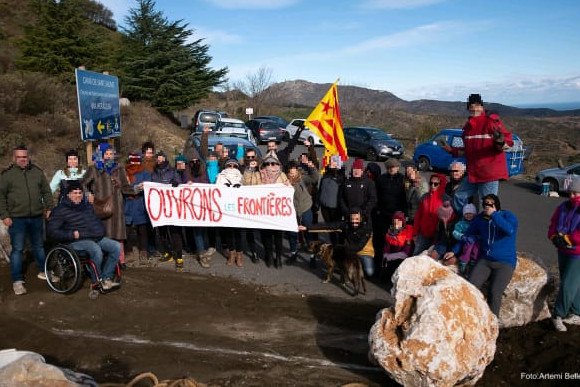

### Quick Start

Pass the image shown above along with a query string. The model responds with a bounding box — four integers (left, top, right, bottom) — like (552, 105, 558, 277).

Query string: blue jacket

(124, 170, 151, 226)
(453, 210, 518, 267)
(47, 197, 105, 242)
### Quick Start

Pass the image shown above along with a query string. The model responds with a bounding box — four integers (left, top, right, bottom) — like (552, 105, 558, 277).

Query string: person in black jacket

(373, 158, 407, 273)
(47, 180, 120, 290)
(266, 123, 303, 166)
(340, 158, 377, 224)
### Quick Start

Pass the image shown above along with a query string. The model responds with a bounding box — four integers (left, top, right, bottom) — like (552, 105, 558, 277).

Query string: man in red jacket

(444, 94, 513, 213)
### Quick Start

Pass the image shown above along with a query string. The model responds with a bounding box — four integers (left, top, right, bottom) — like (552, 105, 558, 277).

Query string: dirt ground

(0, 254, 579, 387)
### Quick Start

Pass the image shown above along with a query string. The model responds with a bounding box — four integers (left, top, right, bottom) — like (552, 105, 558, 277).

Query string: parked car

(535, 163, 580, 192)
(215, 118, 257, 145)
(285, 119, 323, 146)
(343, 126, 404, 161)
(254, 115, 289, 129)
(183, 134, 262, 162)
(191, 110, 228, 133)
(412, 128, 526, 177)
(245, 119, 286, 143)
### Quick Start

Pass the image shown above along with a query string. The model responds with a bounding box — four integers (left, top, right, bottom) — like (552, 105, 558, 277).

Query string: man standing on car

(444, 94, 513, 213)
(0, 145, 53, 295)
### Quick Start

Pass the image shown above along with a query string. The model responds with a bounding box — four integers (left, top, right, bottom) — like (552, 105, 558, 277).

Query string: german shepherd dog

(309, 241, 366, 296)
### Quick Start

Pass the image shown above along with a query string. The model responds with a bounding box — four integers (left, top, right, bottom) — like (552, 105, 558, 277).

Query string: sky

(99, 0, 580, 107)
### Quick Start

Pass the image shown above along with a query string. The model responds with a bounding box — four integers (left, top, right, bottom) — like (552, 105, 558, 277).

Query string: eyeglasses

(263, 162, 278, 166)
(483, 202, 495, 207)
(430, 182, 440, 187)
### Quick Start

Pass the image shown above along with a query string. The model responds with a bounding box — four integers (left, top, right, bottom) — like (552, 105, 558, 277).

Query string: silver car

(535, 163, 580, 192)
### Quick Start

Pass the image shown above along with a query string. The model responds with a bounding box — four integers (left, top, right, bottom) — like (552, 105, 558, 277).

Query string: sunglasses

(483, 202, 495, 207)
(450, 170, 461, 173)
(245, 155, 256, 159)
(430, 182, 440, 187)
(263, 162, 278, 166)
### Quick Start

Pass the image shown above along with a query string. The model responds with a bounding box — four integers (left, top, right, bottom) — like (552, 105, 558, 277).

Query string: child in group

(452, 203, 479, 275)
(382, 211, 414, 284)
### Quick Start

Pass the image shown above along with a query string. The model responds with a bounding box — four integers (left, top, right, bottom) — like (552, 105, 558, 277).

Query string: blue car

(412, 128, 526, 177)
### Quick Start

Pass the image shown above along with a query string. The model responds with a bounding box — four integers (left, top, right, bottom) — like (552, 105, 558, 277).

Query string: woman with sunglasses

(259, 156, 289, 268)
(412, 173, 448, 255)
(444, 194, 518, 316)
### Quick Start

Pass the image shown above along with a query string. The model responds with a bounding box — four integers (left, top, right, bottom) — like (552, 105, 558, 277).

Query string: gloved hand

(493, 130, 505, 144)
(552, 234, 571, 249)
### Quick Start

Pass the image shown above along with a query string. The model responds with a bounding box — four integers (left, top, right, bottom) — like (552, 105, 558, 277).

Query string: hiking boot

(200, 249, 215, 259)
(199, 256, 211, 268)
(205, 247, 216, 256)
(175, 258, 184, 269)
(287, 251, 299, 264)
(13, 281, 26, 295)
(158, 252, 174, 263)
(226, 249, 235, 266)
(235, 251, 243, 267)
(552, 317, 567, 332)
(101, 278, 121, 291)
(563, 314, 580, 326)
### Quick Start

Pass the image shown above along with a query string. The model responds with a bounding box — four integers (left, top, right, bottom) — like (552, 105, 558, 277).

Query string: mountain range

(265, 80, 580, 117)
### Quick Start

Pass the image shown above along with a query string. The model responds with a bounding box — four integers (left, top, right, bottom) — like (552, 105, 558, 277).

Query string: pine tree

(16, 0, 96, 77)
(120, 0, 227, 113)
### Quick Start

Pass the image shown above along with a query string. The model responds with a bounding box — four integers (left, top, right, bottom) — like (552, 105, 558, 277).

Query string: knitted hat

(261, 156, 280, 166)
(225, 158, 239, 167)
(569, 177, 580, 193)
(127, 152, 141, 164)
(468, 93, 483, 106)
(64, 179, 83, 195)
(175, 154, 188, 164)
(463, 203, 477, 215)
(392, 211, 406, 223)
(438, 200, 455, 224)
(97, 142, 111, 155)
(384, 158, 400, 169)
(352, 158, 364, 170)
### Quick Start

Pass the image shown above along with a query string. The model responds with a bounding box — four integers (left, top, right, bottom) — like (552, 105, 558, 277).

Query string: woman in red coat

(413, 173, 448, 255)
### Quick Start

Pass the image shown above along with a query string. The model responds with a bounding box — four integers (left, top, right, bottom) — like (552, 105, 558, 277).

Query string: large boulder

(498, 253, 553, 328)
(0, 350, 77, 386)
(369, 255, 498, 387)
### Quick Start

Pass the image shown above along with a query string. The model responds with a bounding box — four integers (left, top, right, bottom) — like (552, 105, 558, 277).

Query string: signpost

(75, 68, 121, 142)
(245, 107, 253, 120)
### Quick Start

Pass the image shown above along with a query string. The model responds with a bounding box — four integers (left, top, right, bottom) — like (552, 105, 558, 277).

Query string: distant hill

(266, 80, 580, 118)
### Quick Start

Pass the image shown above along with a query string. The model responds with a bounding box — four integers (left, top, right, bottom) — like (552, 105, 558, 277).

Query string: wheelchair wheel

(45, 245, 84, 294)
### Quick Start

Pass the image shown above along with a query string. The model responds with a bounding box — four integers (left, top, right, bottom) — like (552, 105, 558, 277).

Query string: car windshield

(261, 122, 279, 130)
(365, 129, 392, 139)
(214, 132, 249, 139)
(218, 122, 246, 129)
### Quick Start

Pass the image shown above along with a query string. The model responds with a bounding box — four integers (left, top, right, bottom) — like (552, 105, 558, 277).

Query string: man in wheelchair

(47, 180, 121, 291)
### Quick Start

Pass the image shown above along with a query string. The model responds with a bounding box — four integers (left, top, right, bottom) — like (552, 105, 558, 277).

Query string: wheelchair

(44, 244, 122, 299)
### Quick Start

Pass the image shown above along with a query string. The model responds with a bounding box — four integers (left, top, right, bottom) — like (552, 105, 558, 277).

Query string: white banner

(144, 182, 298, 232)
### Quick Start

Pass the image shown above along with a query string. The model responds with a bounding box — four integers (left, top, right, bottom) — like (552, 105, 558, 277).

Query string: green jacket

(0, 163, 53, 219)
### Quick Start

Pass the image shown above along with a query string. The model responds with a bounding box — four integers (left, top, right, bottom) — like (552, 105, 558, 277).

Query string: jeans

(288, 209, 313, 253)
(8, 216, 46, 282)
(189, 227, 206, 253)
(453, 179, 499, 214)
(359, 254, 375, 277)
(553, 252, 580, 318)
(469, 258, 515, 316)
(69, 237, 121, 280)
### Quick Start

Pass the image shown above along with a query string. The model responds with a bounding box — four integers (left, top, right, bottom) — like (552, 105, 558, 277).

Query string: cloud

(395, 76, 580, 104)
(361, 0, 448, 9)
(192, 27, 243, 45)
(204, 0, 299, 10)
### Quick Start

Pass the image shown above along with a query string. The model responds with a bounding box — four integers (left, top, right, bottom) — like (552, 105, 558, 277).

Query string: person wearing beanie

(174, 154, 189, 185)
(340, 158, 377, 226)
(548, 177, 580, 331)
(443, 94, 514, 212)
(445, 194, 518, 316)
(412, 173, 448, 255)
(451, 203, 480, 275)
(50, 148, 87, 201)
(124, 152, 152, 266)
(83, 142, 130, 267)
(47, 180, 121, 291)
(382, 210, 415, 285)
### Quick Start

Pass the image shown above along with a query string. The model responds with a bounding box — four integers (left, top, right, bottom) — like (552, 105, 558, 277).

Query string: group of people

(0, 94, 577, 333)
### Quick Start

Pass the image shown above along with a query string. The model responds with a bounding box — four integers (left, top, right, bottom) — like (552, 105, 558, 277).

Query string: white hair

(449, 161, 466, 171)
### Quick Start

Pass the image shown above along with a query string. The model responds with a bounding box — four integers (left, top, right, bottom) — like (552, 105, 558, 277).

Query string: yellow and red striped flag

(305, 80, 348, 166)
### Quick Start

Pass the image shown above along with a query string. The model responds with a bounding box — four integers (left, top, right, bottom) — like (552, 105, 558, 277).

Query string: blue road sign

(75, 68, 121, 141)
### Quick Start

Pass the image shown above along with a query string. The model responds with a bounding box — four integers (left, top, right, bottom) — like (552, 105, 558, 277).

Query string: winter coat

(452, 210, 518, 267)
(548, 197, 580, 257)
(385, 225, 414, 255)
(413, 173, 448, 239)
(50, 168, 86, 193)
(452, 219, 472, 241)
(124, 170, 151, 226)
(186, 161, 209, 184)
(216, 168, 243, 186)
(310, 220, 373, 253)
(340, 176, 377, 220)
(151, 162, 180, 186)
(292, 180, 312, 216)
(82, 164, 129, 240)
(242, 168, 262, 186)
(405, 179, 428, 223)
(0, 163, 53, 219)
(455, 113, 514, 183)
(47, 197, 105, 242)
(318, 169, 344, 209)
(375, 172, 407, 217)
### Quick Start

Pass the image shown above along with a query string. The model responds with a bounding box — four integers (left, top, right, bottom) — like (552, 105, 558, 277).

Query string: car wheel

(542, 178, 559, 193)
(366, 148, 378, 161)
(417, 156, 431, 171)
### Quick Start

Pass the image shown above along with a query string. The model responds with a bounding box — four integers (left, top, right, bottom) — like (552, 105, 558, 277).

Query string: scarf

(260, 164, 282, 184)
(207, 160, 219, 184)
(125, 163, 143, 184)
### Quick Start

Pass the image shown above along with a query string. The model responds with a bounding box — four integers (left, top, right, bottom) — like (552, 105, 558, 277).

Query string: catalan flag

(304, 80, 348, 165)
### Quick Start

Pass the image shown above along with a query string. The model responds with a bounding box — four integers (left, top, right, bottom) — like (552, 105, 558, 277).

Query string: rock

(120, 97, 131, 107)
(498, 253, 553, 328)
(0, 350, 77, 386)
(369, 255, 498, 387)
